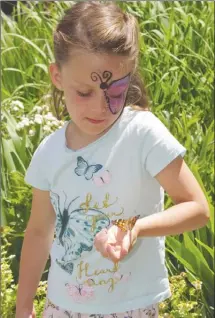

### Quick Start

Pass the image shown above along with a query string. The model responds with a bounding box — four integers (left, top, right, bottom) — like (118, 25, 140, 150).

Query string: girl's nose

(91, 92, 108, 114)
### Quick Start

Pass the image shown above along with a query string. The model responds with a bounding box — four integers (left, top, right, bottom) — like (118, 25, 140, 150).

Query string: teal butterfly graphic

(50, 191, 110, 275)
(74, 156, 103, 180)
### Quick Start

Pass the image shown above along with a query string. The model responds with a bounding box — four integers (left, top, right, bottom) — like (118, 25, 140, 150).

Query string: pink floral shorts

(43, 299, 158, 318)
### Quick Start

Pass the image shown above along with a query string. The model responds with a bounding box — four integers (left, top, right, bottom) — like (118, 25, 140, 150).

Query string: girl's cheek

(65, 89, 83, 104)
(74, 95, 91, 109)
(75, 95, 84, 103)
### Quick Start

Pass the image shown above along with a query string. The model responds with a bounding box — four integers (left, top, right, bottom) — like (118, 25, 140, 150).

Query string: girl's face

(50, 51, 132, 136)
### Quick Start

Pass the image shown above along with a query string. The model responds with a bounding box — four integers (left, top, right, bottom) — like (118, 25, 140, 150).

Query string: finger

(95, 242, 108, 256)
(129, 236, 137, 251)
(121, 231, 131, 255)
(94, 228, 108, 252)
(101, 253, 109, 259)
(106, 244, 121, 263)
(94, 228, 108, 243)
(98, 245, 110, 259)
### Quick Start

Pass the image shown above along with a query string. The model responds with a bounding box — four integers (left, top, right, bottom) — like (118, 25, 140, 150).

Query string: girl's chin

(74, 123, 108, 136)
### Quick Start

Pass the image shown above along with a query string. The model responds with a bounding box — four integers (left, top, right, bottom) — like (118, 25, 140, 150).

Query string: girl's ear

(49, 63, 63, 91)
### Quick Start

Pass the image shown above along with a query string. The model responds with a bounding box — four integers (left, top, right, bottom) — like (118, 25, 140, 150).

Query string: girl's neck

(66, 121, 108, 151)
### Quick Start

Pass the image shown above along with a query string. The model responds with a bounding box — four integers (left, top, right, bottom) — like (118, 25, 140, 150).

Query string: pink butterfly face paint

(91, 71, 130, 114)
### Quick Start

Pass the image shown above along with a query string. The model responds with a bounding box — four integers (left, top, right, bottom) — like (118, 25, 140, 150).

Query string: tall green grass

(1, 1, 214, 316)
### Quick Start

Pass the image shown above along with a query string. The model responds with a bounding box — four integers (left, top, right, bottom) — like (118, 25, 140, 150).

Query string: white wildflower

(42, 105, 50, 112)
(16, 122, 24, 130)
(34, 114, 43, 124)
(43, 94, 52, 100)
(52, 120, 60, 127)
(29, 129, 35, 136)
(44, 112, 55, 121)
(43, 125, 51, 133)
(33, 106, 43, 113)
(192, 280, 202, 290)
(46, 121, 53, 127)
(11, 100, 24, 109)
(22, 118, 30, 126)
(13, 106, 19, 112)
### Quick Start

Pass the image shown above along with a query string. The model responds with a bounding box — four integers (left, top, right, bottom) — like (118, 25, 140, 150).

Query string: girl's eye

(77, 91, 91, 97)
(109, 93, 123, 99)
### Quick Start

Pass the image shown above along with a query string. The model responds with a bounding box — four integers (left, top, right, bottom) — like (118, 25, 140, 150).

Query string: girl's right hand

(94, 225, 137, 263)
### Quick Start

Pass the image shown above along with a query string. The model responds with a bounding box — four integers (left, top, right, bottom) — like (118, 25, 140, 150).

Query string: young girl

(16, 2, 209, 318)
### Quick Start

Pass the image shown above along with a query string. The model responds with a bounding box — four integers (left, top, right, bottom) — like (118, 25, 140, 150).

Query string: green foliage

(0, 227, 47, 317)
(1, 99, 63, 228)
(1, 172, 32, 282)
(1, 1, 74, 103)
(0, 229, 17, 318)
(2, 171, 32, 227)
(159, 272, 205, 317)
(166, 233, 214, 317)
(33, 281, 48, 317)
(126, 2, 214, 119)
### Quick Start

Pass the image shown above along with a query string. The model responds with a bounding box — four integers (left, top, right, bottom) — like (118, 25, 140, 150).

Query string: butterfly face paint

(91, 71, 130, 114)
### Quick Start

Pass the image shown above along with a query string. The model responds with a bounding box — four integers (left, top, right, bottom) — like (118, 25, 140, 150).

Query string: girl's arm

(134, 156, 210, 237)
(94, 156, 210, 263)
(16, 188, 56, 318)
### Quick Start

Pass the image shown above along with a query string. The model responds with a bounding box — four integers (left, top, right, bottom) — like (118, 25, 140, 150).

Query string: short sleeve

(141, 113, 186, 177)
(24, 136, 51, 190)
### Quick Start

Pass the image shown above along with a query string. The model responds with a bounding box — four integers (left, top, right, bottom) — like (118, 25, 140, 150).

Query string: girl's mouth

(86, 118, 105, 124)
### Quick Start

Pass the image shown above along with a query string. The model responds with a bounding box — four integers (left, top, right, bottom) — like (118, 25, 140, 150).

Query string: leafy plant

(159, 272, 205, 317)
(0, 228, 17, 318)
(1, 99, 64, 228)
(0, 227, 48, 317)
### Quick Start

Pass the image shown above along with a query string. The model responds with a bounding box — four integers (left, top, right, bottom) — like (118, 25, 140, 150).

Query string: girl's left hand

(94, 225, 138, 262)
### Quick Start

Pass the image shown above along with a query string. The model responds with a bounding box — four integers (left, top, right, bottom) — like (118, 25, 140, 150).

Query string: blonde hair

(52, 1, 149, 119)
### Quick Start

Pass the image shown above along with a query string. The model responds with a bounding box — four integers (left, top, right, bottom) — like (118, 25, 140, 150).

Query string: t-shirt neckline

(63, 106, 131, 154)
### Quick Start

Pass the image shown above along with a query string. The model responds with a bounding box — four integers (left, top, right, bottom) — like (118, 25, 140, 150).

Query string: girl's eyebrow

(72, 79, 94, 88)
(75, 81, 95, 88)
(71, 72, 130, 88)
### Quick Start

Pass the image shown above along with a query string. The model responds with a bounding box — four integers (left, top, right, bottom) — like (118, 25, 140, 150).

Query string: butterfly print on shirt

(50, 191, 110, 275)
(124, 311, 134, 318)
(113, 271, 131, 283)
(142, 305, 157, 317)
(65, 282, 95, 303)
(93, 170, 111, 187)
(74, 156, 103, 180)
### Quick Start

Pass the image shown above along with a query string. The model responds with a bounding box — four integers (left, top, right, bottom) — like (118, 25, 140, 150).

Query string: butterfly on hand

(75, 156, 102, 180)
(112, 215, 140, 232)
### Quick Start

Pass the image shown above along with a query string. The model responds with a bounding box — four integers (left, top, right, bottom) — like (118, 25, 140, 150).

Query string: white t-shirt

(25, 106, 186, 313)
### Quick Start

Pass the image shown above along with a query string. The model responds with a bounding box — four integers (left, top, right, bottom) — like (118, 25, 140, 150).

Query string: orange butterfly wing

(112, 215, 140, 232)
(112, 219, 128, 232)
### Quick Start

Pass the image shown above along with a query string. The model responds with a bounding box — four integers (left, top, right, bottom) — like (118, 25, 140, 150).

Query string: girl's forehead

(63, 51, 133, 84)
